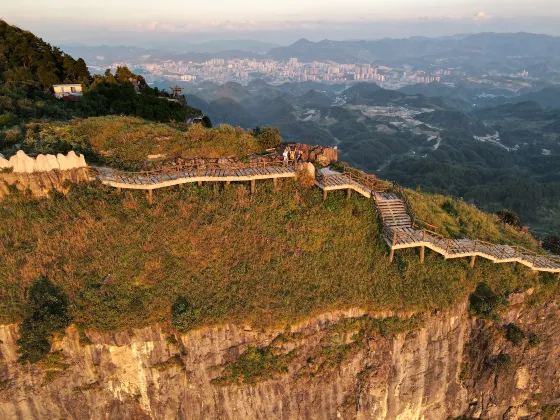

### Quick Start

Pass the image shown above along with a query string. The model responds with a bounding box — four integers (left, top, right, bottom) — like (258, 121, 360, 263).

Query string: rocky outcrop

(295, 144, 338, 166)
(0, 167, 91, 199)
(0, 294, 557, 419)
(0, 150, 87, 173)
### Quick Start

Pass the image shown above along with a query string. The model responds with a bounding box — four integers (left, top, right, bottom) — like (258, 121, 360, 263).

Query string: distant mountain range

(62, 32, 560, 79)
(267, 33, 560, 68)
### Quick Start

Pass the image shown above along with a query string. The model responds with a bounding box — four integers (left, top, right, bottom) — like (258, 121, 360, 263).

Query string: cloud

(473, 12, 492, 21)
(136, 21, 180, 32)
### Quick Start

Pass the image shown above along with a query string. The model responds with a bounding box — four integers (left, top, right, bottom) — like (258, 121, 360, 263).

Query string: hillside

(1, 116, 280, 169)
(0, 172, 548, 330)
(0, 20, 90, 88)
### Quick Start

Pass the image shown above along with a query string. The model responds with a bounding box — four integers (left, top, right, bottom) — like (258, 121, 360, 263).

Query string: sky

(2, 0, 560, 46)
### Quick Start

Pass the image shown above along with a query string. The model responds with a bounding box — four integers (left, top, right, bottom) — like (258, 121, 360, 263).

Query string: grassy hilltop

(0, 173, 554, 332)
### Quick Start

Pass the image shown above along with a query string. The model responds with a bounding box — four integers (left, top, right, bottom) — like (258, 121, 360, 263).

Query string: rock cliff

(0, 292, 558, 419)
(0, 167, 91, 199)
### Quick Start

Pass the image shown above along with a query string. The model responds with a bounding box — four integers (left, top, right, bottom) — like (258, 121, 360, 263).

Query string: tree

(255, 126, 282, 149)
(202, 116, 213, 128)
(115, 66, 134, 84)
(17, 277, 71, 363)
(171, 296, 199, 331)
(496, 209, 521, 228)
(543, 235, 560, 254)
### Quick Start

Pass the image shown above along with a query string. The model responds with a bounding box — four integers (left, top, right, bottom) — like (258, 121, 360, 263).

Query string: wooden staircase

(374, 191, 560, 274)
(374, 192, 412, 228)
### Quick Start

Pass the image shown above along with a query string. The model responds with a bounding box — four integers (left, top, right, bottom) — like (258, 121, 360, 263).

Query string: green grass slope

(0, 180, 549, 331)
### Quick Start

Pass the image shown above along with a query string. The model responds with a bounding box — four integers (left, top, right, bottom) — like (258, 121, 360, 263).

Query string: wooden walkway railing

(377, 190, 560, 273)
(315, 166, 392, 199)
(99, 158, 294, 186)
(94, 159, 560, 273)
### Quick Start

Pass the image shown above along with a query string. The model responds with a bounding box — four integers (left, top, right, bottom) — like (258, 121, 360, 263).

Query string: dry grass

(407, 189, 539, 249)
(0, 180, 549, 330)
(23, 116, 265, 166)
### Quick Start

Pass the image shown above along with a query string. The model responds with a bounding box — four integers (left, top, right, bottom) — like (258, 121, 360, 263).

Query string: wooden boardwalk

(374, 192, 560, 274)
(96, 160, 560, 273)
(96, 161, 297, 195)
(314, 166, 390, 200)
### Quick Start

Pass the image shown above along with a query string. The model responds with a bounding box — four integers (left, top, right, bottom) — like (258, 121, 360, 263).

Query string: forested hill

(0, 20, 90, 88)
(0, 20, 205, 131)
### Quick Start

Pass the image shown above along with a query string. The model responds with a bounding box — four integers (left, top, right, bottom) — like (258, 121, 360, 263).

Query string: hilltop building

(53, 84, 83, 99)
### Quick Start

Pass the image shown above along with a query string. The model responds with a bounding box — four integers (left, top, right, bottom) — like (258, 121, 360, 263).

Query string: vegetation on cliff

(0, 178, 552, 333)
(2, 116, 282, 168)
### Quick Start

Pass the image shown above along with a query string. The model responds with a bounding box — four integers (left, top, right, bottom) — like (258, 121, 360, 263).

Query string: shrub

(212, 346, 290, 385)
(171, 296, 199, 331)
(254, 126, 282, 150)
(17, 277, 71, 363)
(493, 353, 512, 373)
(496, 209, 521, 229)
(469, 282, 506, 322)
(543, 235, 560, 255)
(504, 323, 525, 346)
(528, 333, 541, 348)
(441, 199, 458, 217)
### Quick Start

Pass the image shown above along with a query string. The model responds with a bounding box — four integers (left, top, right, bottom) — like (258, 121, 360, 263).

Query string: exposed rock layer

(0, 296, 558, 419)
(0, 168, 91, 199)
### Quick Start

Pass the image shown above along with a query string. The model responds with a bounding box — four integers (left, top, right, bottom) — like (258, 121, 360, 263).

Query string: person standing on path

(283, 148, 289, 166)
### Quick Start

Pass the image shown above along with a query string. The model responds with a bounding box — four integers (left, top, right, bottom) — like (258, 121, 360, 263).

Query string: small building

(53, 84, 83, 99)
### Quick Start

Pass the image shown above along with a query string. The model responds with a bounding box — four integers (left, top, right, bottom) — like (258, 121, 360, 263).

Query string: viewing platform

(95, 159, 297, 200)
(314, 167, 389, 200)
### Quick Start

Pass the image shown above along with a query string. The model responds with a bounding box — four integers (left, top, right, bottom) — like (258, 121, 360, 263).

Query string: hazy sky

(2, 0, 560, 46)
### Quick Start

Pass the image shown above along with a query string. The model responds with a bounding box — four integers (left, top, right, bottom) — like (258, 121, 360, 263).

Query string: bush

(469, 282, 506, 322)
(543, 235, 560, 254)
(441, 199, 458, 217)
(528, 333, 541, 348)
(212, 346, 290, 385)
(496, 209, 521, 229)
(504, 323, 525, 346)
(171, 296, 199, 331)
(17, 277, 71, 363)
(254, 126, 282, 150)
(493, 353, 512, 373)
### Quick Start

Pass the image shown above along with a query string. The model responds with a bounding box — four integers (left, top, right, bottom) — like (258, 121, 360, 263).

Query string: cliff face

(0, 168, 91, 198)
(0, 295, 558, 419)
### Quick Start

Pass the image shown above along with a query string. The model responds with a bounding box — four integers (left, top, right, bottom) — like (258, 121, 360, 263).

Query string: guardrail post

(420, 229, 426, 263)
(389, 231, 397, 263)
(532, 253, 537, 267)
(250, 179, 256, 194)
(147, 189, 153, 204)
(346, 188, 351, 200)
(470, 255, 476, 268)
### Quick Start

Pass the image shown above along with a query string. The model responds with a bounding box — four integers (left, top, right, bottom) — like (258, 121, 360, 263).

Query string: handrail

(99, 158, 295, 184)
(316, 165, 391, 194)
(383, 224, 558, 269)
(413, 219, 439, 232)
(391, 182, 415, 226)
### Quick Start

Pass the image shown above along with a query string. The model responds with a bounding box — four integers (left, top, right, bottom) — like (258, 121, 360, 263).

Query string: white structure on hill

(0, 151, 87, 173)
(53, 84, 83, 99)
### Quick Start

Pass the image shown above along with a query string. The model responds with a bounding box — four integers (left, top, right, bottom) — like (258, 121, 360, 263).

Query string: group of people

(282, 146, 304, 166)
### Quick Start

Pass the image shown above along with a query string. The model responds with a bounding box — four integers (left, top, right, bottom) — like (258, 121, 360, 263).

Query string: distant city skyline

(2, 0, 560, 48)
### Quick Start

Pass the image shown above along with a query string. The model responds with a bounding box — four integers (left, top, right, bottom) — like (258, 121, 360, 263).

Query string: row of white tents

(0, 150, 87, 174)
